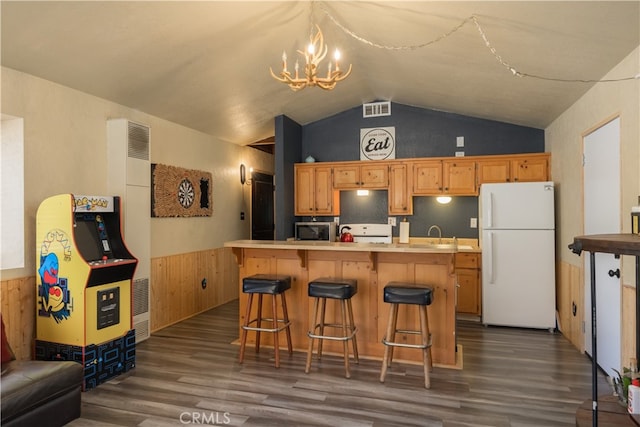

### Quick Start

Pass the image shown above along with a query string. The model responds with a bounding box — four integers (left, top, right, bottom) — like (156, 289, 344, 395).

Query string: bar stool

(379, 282, 434, 389)
(239, 274, 293, 368)
(305, 277, 359, 378)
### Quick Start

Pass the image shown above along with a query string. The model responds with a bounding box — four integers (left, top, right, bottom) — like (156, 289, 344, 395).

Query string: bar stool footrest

(242, 318, 292, 333)
(308, 324, 358, 342)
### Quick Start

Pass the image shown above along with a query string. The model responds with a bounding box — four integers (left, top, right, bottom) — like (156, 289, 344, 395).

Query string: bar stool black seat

(305, 277, 359, 378)
(239, 274, 293, 368)
(380, 282, 434, 388)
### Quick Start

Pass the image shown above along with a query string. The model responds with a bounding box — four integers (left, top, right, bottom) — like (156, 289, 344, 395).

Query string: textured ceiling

(2, 1, 639, 145)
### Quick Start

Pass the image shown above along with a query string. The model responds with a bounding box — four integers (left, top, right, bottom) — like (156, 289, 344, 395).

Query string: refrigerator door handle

(487, 232, 494, 284)
(487, 192, 494, 229)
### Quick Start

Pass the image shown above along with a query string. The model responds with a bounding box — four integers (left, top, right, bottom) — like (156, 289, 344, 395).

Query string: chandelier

(270, 24, 352, 91)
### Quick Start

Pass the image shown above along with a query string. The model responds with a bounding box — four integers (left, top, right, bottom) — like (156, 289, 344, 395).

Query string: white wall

(0, 67, 273, 280)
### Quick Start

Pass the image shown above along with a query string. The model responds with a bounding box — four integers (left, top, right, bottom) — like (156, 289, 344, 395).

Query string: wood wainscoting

(0, 276, 36, 361)
(557, 260, 584, 351)
(557, 259, 636, 364)
(0, 247, 239, 360)
(150, 247, 238, 332)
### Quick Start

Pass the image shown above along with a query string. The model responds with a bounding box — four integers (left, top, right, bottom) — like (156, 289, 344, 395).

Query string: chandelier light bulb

(308, 43, 315, 55)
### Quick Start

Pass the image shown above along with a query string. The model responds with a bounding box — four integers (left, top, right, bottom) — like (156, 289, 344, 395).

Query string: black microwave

(294, 222, 337, 241)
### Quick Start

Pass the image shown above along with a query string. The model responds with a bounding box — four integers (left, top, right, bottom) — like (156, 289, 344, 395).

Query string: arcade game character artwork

(37, 230, 73, 323)
(35, 194, 138, 390)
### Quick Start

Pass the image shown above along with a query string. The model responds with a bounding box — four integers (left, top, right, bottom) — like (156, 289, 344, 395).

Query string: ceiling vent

(363, 101, 391, 118)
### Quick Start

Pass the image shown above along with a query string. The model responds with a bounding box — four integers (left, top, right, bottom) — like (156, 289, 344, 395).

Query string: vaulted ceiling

(2, 1, 638, 146)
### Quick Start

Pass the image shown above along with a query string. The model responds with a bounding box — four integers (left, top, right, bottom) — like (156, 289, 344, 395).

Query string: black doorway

(251, 171, 274, 240)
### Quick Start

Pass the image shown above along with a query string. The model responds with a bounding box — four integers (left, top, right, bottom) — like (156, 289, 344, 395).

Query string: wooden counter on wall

(224, 240, 465, 368)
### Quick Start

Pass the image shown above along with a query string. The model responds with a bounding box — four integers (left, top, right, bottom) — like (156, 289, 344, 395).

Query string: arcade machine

(35, 194, 138, 390)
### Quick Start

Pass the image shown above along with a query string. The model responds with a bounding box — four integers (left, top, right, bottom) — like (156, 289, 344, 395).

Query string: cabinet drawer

(455, 252, 478, 269)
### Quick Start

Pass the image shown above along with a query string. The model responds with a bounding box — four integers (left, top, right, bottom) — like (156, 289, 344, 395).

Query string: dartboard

(178, 179, 195, 208)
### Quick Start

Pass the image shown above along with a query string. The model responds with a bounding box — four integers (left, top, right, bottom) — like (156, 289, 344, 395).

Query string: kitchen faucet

(427, 225, 442, 244)
(427, 225, 442, 243)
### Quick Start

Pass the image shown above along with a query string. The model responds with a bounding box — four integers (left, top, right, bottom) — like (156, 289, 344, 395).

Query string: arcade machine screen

(74, 213, 113, 262)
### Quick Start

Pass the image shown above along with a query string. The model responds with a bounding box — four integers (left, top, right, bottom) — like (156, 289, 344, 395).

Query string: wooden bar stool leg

(380, 303, 397, 382)
(305, 296, 320, 374)
(272, 294, 281, 368)
(317, 298, 326, 358)
(419, 305, 431, 389)
(387, 303, 399, 366)
(280, 292, 293, 354)
(341, 299, 351, 378)
(255, 294, 263, 353)
(347, 299, 359, 363)
(239, 293, 254, 364)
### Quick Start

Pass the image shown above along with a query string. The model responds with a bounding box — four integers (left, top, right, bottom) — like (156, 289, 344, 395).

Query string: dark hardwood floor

(69, 300, 609, 426)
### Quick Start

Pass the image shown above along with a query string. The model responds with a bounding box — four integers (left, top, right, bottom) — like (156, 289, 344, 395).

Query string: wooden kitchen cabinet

(442, 159, 477, 195)
(294, 164, 339, 216)
(388, 163, 413, 215)
(333, 162, 388, 189)
(455, 252, 481, 316)
(412, 159, 476, 195)
(511, 156, 549, 182)
(476, 159, 511, 183)
(477, 153, 550, 185)
(412, 160, 443, 194)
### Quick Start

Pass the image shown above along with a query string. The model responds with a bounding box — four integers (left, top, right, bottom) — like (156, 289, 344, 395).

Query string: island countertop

(226, 239, 462, 368)
(224, 239, 479, 253)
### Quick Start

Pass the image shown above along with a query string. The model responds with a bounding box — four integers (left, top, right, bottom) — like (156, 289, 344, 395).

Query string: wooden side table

(570, 234, 640, 427)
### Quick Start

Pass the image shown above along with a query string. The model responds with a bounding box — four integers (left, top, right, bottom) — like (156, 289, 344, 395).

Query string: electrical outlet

(334, 216, 340, 224)
(388, 217, 396, 226)
(470, 217, 477, 228)
(455, 151, 465, 157)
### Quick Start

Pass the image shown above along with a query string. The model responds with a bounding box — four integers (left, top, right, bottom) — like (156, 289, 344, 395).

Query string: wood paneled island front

(224, 240, 461, 368)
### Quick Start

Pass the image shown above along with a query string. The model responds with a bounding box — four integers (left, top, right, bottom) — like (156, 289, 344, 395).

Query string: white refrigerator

(479, 181, 556, 330)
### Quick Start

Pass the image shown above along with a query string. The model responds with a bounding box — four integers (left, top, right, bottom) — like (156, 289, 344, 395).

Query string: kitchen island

(224, 240, 465, 368)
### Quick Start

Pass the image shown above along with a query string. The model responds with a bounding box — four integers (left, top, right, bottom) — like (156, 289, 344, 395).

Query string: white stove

(341, 223, 392, 244)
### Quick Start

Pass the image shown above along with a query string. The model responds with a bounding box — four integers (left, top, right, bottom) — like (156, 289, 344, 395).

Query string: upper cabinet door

(511, 157, 549, 182)
(360, 163, 388, 188)
(388, 163, 412, 214)
(313, 165, 335, 215)
(477, 159, 511, 184)
(412, 161, 442, 195)
(443, 159, 477, 195)
(333, 163, 388, 189)
(295, 165, 315, 215)
(333, 165, 360, 189)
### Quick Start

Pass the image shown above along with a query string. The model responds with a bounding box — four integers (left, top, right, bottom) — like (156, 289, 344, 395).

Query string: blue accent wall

(274, 115, 302, 240)
(302, 103, 543, 162)
(275, 102, 544, 240)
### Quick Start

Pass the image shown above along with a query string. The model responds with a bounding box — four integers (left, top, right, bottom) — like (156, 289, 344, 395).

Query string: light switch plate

(388, 217, 396, 226)
(456, 136, 464, 147)
(470, 217, 477, 228)
(334, 217, 340, 224)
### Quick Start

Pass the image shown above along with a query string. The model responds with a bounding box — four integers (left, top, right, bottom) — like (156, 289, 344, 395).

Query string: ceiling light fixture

(270, 24, 352, 91)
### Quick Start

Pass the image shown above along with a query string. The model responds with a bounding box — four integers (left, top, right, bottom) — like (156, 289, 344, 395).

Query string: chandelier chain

(317, 3, 638, 83)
